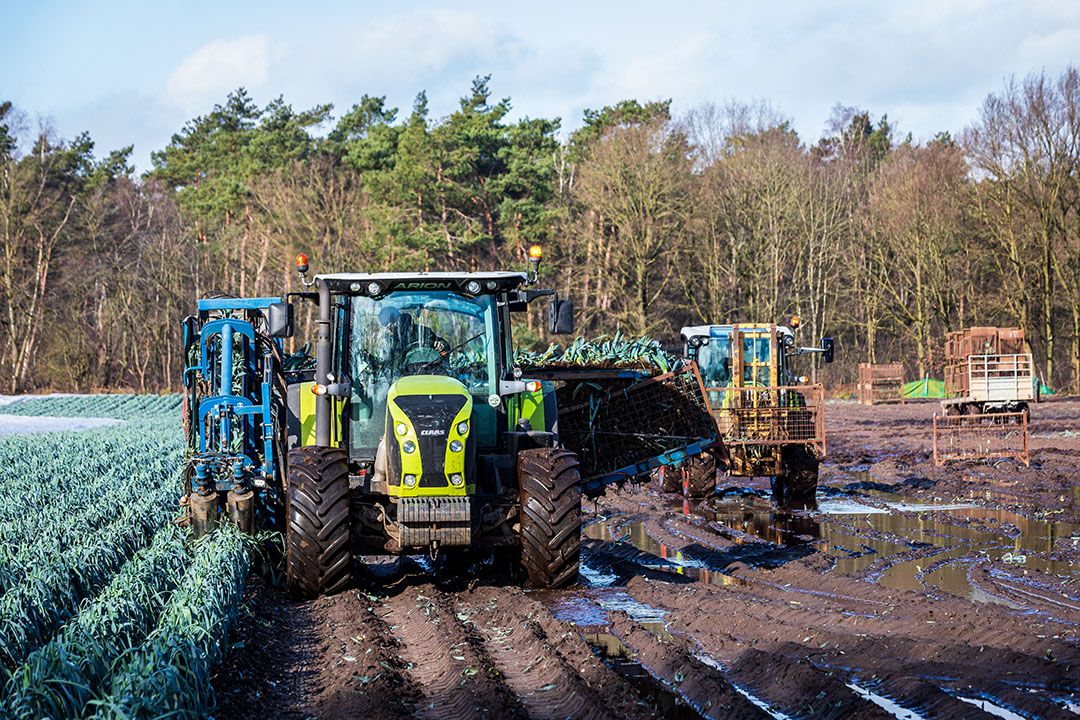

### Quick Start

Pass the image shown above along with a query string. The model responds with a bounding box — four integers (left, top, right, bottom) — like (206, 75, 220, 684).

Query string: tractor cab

(293, 270, 572, 500)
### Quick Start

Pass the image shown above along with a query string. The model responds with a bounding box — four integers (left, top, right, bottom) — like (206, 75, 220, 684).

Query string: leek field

(0, 395, 250, 719)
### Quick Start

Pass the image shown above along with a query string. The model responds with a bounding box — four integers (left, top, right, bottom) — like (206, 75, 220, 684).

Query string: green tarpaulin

(902, 377, 1053, 399)
(902, 377, 945, 398)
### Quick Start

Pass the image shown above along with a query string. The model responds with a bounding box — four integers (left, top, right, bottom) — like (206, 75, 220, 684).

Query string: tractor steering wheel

(403, 343, 446, 375)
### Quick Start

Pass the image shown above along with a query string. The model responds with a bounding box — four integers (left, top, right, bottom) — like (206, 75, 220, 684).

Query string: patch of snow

(0, 415, 122, 436)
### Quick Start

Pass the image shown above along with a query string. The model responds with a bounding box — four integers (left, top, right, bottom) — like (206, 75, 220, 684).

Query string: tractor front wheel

(285, 446, 352, 598)
(518, 447, 582, 589)
(773, 445, 819, 509)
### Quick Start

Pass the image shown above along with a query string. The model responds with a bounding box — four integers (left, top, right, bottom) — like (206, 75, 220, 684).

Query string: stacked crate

(944, 327, 1026, 399)
(857, 362, 904, 404)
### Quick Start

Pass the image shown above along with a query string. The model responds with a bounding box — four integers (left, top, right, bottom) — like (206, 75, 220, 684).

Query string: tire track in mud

(381, 586, 528, 720)
(462, 586, 661, 720)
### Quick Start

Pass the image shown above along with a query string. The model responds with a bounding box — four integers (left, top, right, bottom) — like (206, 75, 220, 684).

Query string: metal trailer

(934, 327, 1035, 466)
(942, 326, 1036, 414)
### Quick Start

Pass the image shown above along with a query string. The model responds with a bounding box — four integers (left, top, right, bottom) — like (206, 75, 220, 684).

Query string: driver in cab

(377, 305, 449, 373)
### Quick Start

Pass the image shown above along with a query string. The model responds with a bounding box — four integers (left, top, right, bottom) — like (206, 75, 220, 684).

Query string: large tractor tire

(773, 445, 819, 509)
(518, 447, 582, 589)
(285, 446, 352, 598)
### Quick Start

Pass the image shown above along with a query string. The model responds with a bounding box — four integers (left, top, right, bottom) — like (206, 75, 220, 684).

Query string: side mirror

(821, 337, 835, 364)
(549, 298, 574, 335)
(268, 302, 294, 338)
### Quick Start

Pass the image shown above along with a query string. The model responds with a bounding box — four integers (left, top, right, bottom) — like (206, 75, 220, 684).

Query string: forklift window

(347, 291, 497, 455)
(743, 336, 771, 386)
(697, 341, 732, 388)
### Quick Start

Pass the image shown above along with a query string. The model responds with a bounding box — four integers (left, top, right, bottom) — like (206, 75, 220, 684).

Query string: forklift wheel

(285, 446, 352, 598)
(518, 447, 582, 589)
(775, 445, 819, 508)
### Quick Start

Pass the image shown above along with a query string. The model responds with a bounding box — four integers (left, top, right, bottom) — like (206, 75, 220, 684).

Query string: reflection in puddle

(587, 491, 1077, 605)
(585, 520, 746, 587)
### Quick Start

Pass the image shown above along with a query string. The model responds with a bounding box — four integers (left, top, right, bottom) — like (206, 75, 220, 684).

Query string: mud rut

(215, 400, 1080, 720)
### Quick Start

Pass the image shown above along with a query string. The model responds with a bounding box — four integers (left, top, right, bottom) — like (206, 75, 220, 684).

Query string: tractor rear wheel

(285, 446, 352, 598)
(518, 447, 582, 589)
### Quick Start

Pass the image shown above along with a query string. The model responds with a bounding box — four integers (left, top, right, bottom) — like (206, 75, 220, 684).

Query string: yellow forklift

(671, 320, 833, 505)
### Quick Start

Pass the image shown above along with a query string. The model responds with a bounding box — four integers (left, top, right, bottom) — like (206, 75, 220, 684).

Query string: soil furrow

(608, 614, 774, 719)
(384, 585, 527, 720)
(463, 586, 656, 720)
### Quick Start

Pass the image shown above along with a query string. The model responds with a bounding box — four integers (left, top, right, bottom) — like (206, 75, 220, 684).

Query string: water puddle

(956, 696, 1026, 720)
(550, 590, 669, 634)
(586, 488, 1077, 606)
(846, 682, 927, 720)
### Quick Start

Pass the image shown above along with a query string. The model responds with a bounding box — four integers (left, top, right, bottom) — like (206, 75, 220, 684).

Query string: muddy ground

(215, 399, 1079, 719)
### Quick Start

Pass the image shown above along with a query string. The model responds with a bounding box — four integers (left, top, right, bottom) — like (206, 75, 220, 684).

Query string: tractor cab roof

(318, 271, 528, 295)
(681, 324, 795, 342)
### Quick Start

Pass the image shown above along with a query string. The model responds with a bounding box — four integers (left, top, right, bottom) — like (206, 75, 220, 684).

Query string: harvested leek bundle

(516, 332, 682, 374)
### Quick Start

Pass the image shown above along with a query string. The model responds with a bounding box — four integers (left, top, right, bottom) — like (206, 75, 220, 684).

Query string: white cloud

(166, 35, 270, 110)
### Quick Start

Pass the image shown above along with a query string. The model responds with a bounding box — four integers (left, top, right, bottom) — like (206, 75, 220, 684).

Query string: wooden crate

(857, 362, 904, 405)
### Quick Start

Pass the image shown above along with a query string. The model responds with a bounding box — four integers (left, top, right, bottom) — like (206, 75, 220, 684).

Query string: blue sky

(2, 0, 1078, 170)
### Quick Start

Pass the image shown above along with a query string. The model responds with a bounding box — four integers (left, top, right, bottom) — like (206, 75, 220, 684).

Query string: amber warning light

(295, 253, 309, 273)
(528, 245, 543, 260)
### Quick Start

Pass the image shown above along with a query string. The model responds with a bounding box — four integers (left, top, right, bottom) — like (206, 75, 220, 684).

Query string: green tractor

(183, 247, 636, 596)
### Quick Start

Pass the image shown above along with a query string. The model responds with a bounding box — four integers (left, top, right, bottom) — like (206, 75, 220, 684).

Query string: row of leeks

(0, 396, 256, 719)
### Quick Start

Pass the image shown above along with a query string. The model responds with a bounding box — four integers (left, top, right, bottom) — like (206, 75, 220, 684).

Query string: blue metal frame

(185, 297, 283, 497)
(581, 438, 716, 497)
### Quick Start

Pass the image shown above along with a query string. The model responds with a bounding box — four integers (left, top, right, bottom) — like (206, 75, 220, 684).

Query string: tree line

(2, 68, 1079, 394)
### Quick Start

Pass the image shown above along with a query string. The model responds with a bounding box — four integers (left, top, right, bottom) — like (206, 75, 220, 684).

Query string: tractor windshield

(347, 291, 497, 455)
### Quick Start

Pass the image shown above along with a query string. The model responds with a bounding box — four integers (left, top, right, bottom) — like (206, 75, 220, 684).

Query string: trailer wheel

(285, 446, 351, 598)
(682, 453, 717, 498)
(518, 447, 582, 589)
